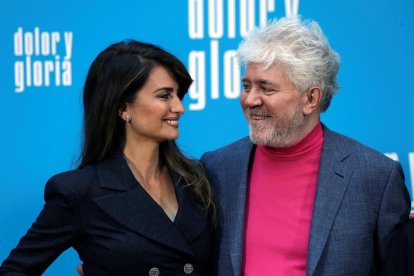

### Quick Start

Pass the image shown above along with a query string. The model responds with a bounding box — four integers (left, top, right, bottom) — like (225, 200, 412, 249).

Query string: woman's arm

(0, 175, 81, 275)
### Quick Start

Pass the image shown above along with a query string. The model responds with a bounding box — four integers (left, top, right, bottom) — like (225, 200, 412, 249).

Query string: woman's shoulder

(50, 164, 97, 185)
(44, 154, 128, 198)
(45, 165, 98, 198)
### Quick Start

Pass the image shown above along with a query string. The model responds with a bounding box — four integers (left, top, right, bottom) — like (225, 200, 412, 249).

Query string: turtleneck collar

(257, 122, 324, 160)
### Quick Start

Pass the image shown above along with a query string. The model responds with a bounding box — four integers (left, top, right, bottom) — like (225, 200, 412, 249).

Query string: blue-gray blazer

(201, 125, 410, 276)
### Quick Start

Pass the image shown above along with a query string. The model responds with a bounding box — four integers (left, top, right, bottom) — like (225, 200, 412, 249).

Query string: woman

(0, 40, 215, 275)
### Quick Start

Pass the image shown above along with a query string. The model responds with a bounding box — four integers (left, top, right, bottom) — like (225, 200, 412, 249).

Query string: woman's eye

(160, 94, 171, 100)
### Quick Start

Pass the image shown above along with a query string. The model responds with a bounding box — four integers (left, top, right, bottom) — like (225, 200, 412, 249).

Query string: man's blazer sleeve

(377, 160, 410, 260)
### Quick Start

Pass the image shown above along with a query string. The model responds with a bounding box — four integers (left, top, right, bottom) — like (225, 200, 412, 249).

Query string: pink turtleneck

(242, 123, 324, 276)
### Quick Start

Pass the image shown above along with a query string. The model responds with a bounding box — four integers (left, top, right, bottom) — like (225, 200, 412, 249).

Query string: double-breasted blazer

(0, 152, 213, 275)
(200, 125, 410, 276)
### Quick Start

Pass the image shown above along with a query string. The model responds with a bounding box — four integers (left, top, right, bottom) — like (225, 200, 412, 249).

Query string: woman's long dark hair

(78, 40, 215, 222)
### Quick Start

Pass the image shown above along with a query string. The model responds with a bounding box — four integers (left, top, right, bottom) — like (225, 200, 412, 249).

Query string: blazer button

(183, 263, 194, 274)
(149, 267, 160, 276)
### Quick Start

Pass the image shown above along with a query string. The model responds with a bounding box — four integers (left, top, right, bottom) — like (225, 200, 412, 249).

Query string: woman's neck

(123, 140, 178, 222)
(123, 140, 162, 183)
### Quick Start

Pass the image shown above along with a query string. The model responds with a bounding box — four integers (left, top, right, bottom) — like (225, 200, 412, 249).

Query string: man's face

(240, 63, 306, 148)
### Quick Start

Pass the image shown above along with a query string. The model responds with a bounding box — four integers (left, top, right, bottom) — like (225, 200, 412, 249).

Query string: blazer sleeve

(376, 161, 411, 262)
(381, 220, 414, 276)
(0, 176, 81, 275)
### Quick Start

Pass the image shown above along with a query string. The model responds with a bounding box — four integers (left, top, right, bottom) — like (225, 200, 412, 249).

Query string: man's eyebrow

(258, 79, 273, 85)
(242, 77, 277, 87)
(241, 77, 271, 83)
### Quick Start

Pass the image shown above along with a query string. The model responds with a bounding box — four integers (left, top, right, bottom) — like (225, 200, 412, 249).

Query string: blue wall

(1, 0, 413, 274)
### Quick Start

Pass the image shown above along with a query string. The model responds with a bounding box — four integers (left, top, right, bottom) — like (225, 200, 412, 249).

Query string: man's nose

(243, 89, 262, 107)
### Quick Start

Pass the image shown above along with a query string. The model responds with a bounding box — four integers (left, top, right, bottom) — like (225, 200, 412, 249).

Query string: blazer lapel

(228, 138, 255, 276)
(92, 152, 196, 256)
(171, 173, 209, 244)
(306, 127, 354, 275)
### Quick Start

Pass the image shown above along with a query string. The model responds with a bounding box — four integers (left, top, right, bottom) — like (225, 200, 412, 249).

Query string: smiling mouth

(164, 120, 179, 127)
(249, 115, 271, 120)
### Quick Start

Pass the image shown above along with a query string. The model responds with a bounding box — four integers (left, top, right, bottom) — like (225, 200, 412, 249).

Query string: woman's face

(123, 65, 185, 145)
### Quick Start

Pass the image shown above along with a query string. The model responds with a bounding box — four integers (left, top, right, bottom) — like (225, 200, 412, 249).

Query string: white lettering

(186, 1, 304, 110)
(285, 0, 299, 17)
(34, 27, 40, 56)
(260, 0, 276, 27)
(51, 32, 60, 55)
(55, 56, 61, 86)
(64, 32, 73, 59)
(224, 50, 240, 99)
(41, 32, 51, 55)
(240, 0, 255, 37)
(210, 40, 219, 99)
(24, 32, 33, 56)
(208, 0, 223, 38)
(14, 28, 23, 56)
(14, 62, 24, 93)
(33, 61, 43, 86)
(62, 60, 72, 85)
(189, 0, 285, 40)
(189, 51, 206, 110)
(227, 0, 236, 38)
(44, 61, 54, 86)
(13, 27, 73, 92)
(385, 153, 399, 161)
(25, 56, 32, 87)
(189, 0, 204, 39)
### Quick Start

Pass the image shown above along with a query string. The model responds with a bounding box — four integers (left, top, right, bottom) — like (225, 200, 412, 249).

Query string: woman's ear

(302, 87, 322, 115)
(118, 106, 126, 119)
(118, 104, 131, 122)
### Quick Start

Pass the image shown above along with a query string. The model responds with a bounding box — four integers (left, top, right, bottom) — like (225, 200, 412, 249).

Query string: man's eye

(242, 84, 251, 91)
(262, 87, 274, 93)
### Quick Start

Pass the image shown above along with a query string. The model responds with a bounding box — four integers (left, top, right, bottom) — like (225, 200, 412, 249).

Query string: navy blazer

(0, 152, 213, 275)
(201, 125, 410, 276)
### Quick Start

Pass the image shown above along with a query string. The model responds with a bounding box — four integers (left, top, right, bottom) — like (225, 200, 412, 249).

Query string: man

(200, 17, 410, 275)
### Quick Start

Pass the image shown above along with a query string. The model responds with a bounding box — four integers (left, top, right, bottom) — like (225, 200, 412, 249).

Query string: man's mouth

(250, 115, 270, 120)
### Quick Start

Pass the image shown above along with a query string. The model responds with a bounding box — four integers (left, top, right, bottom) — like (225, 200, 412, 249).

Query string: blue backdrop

(1, 0, 413, 274)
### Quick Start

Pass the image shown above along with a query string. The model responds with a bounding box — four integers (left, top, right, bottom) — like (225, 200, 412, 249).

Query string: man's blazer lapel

(306, 127, 355, 275)
(91, 152, 201, 256)
(226, 138, 255, 276)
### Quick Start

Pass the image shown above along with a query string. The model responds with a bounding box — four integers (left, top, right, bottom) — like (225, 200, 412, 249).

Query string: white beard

(248, 101, 305, 148)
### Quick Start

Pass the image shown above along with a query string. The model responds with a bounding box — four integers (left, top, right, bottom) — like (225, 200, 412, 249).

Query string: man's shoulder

(199, 137, 254, 173)
(201, 136, 253, 159)
(323, 126, 396, 165)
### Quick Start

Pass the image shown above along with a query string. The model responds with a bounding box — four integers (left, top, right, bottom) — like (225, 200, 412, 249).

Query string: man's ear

(302, 87, 322, 115)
